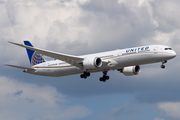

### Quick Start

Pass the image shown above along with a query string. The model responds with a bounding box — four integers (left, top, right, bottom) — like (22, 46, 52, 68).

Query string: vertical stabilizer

(24, 41, 45, 66)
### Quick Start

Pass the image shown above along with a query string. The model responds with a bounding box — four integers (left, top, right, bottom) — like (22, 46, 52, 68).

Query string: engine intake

(122, 65, 140, 76)
(83, 57, 102, 69)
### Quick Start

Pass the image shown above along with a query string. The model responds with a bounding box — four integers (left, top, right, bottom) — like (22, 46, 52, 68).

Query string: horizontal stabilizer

(4, 64, 34, 70)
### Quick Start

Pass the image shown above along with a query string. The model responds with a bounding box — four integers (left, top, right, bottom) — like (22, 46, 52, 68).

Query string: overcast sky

(1, 0, 180, 120)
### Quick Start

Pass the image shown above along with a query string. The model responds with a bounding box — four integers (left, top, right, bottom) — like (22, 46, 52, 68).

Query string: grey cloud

(0, 1, 5, 4)
(30, 116, 50, 120)
(151, 0, 180, 32)
(26, 98, 34, 103)
(78, 0, 156, 52)
(29, 116, 50, 120)
(14, 90, 23, 96)
(6, 0, 18, 26)
(134, 92, 180, 104)
(96, 106, 142, 120)
(45, 20, 89, 55)
(81, 0, 129, 17)
(111, 107, 142, 119)
(0, 76, 91, 120)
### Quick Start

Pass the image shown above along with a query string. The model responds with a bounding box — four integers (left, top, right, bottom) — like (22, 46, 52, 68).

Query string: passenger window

(165, 48, 168, 50)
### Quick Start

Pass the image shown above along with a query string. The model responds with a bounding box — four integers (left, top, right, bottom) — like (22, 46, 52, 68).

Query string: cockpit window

(165, 48, 172, 50)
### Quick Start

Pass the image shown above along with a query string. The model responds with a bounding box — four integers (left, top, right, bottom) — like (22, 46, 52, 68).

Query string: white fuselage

(25, 45, 176, 77)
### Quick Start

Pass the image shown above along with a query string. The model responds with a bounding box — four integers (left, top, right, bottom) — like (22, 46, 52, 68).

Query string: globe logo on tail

(31, 52, 45, 66)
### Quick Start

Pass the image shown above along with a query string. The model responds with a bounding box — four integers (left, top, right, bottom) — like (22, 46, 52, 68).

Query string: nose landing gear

(161, 60, 167, 69)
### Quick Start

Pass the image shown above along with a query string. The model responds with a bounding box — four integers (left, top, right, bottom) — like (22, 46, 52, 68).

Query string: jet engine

(122, 65, 140, 76)
(83, 57, 102, 69)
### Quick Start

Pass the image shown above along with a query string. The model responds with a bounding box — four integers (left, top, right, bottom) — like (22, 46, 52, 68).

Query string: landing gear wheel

(103, 75, 110, 80)
(99, 71, 110, 82)
(161, 65, 165, 69)
(84, 76, 87, 79)
(100, 77, 103, 81)
(161, 60, 167, 69)
(106, 76, 109, 80)
(80, 72, 90, 79)
(80, 74, 84, 78)
(87, 72, 90, 77)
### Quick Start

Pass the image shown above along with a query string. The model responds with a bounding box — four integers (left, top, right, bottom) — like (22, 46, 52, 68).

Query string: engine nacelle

(122, 65, 140, 76)
(83, 57, 102, 69)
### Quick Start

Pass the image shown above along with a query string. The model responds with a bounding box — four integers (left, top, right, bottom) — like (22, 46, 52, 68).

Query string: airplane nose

(172, 50, 177, 58)
(163, 50, 176, 59)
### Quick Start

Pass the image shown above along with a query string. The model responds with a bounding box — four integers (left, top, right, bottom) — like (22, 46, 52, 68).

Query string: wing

(8, 41, 84, 69)
(4, 64, 34, 70)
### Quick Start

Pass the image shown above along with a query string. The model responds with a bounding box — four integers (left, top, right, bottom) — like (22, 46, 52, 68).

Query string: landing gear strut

(161, 60, 167, 69)
(99, 71, 109, 82)
(80, 71, 90, 79)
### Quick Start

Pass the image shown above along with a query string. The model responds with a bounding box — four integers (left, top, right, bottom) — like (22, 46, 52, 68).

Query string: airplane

(4, 41, 176, 82)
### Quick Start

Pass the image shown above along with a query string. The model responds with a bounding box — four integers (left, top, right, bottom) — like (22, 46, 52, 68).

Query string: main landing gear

(99, 71, 109, 82)
(80, 71, 110, 82)
(80, 71, 90, 79)
(161, 60, 167, 69)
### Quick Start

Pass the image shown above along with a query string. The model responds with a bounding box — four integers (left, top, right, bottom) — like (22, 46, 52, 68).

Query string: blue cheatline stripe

(24, 41, 45, 66)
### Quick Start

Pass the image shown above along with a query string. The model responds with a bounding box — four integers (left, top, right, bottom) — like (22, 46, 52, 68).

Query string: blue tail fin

(24, 41, 45, 66)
